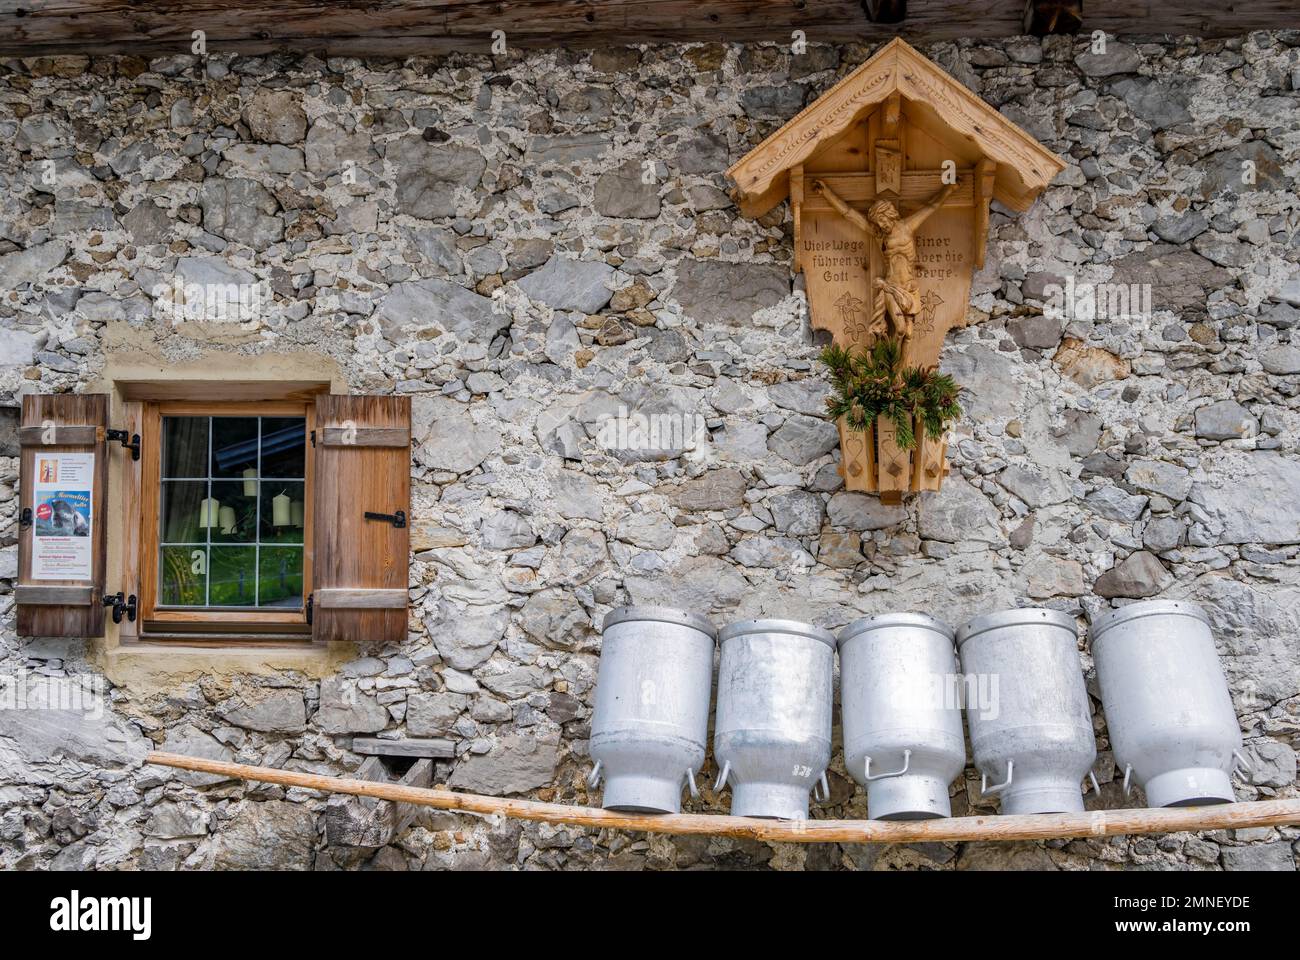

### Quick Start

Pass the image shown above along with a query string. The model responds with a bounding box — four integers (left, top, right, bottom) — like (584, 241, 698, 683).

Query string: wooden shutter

(16, 394, 109, 638)
(311, 395, 411, 644)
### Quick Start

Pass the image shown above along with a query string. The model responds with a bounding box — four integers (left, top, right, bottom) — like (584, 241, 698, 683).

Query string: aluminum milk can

(713, 619, 835, 820)
(838, 613, 966, 820)
(957, 608, 1098, 815)
(1091, 599, 1246, 808)
(589, 605, 717, 813)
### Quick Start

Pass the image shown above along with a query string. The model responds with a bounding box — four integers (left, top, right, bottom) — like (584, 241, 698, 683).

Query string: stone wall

(1, 32, 1298, 871)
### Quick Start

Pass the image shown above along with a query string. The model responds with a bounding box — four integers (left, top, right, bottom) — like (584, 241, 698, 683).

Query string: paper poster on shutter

(31, 452, 95, 581)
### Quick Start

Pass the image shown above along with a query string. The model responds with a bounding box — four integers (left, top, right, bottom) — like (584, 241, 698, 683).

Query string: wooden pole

(147, 751, 1300, 845)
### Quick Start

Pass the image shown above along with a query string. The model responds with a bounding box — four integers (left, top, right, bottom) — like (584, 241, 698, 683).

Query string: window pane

(209, 480, 258, 544)
(210, 417, 258, 478)
(261, 417, 306, 478)
(163, 417, 208, 478)
(161, 481, 208, 543)
(260, 480, 305, 544)
(258, 547, 303, 608)
(159, 545, 207, 606)
(209, 546, 258, 606)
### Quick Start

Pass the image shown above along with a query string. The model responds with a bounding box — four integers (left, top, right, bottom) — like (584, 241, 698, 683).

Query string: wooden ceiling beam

(0, 1, 1294, 57)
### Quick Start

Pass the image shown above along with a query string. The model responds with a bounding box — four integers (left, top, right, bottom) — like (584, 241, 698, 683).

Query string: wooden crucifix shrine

(727, 38, 1063, 502)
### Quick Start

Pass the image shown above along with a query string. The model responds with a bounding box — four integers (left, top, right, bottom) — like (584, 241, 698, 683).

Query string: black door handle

(364, 509, 406, 528)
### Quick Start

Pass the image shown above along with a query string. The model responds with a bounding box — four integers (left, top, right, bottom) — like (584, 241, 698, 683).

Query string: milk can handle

(864, 749, 912, 782)
(586, 759, 602, 789)
(685, 767, 700, 800)
(813, 771, 830, 803)
(1086, 770, 1101, 797)
(980, 759, 1014, 798)
(713, 760, 731, 793)
(1232, 749, 1252, 774)
(1122, 763, 1133, 799)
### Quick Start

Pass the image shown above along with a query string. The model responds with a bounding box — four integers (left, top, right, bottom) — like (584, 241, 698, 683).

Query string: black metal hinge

(364, 509, 406, 528)
(306, 593, 314, 625)
(101, 592, 137, 624)
(310, 429, 316, 448)
(20, 507, 32, 528)
(105, 429, 141, 461)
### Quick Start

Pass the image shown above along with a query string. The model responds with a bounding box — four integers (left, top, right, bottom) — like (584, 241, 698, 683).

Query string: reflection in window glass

(158, 415, 306, 610)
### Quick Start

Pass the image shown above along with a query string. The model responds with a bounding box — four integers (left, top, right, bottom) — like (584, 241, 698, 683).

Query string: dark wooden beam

(864, 0, 908, 24)
(0, 1, 1293, 57)
(1023, 0, 1083, 36)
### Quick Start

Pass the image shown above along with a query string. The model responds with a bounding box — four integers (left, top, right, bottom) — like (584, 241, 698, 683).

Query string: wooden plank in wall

(312, 395, 411, 645)
(17, 394, 109, 638)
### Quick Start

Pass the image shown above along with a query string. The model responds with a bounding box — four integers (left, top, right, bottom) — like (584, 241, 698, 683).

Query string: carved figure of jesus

(812, 177, 958, 342)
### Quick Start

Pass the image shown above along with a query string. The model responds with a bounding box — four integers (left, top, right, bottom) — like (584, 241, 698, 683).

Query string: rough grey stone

(430, 608, 509, 670)
(313, 678, 390, 734)
(199, 179, 282, 247)
(1220, 843, 1295, 872)
(1190, 454, 1300, 544)
(412, 395, 501, 474)
(593, 159, 661, 219)
(827, 492, 907, 530)
(768, 379, 831, 416)
(448, 732, 560, 796)
(375, 277, 508, 344)
(1110, 77, 1192, 128)
(212, 800, 316, 870)
(518, 588, 593, 650)
(998, 464, 1071, 508)
(1093, 551, 1170, 598)
(1143, 516, 1185, 553)
(1261, 344, 1300, 376)
(768, 491, 825, 535)
(406, 692, 469, 737)
(242, 89, 307, 144)
(616, 510, 677, 548)
(0, 240, 68, 287)
(1194, 400, 1258, 441)
(517, 255, 615, 313)
(1007, 314, 1064, 351)
(672, 259, 789, 325)
(918, 475, 1002, 544)
(670, 469, 747, 511)
(1085, 485, 1148, 522)
(551, 470, 604, 520)
(218, 689, 307, 734)
(390, 138, 485, 218)
(1125, 460, 1192, 501)
(1075, 44, 1142, 76)
(480, 511, 537, 550)
(768, 414, 839, 465)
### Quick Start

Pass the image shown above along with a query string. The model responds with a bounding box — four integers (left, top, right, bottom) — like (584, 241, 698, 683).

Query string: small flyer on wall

(31, 451, 95, 581)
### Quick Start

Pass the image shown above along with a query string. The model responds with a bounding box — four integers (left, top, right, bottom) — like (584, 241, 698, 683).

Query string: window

(16, 387, 412, 646)
(138, 401, 314, 638)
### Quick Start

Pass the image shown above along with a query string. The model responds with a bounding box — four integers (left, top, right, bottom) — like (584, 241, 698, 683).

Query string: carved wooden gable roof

(727, 38, 1066, 218)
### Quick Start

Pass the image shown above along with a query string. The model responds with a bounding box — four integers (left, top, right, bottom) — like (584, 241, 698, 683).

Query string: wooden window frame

(135, 399, 315, 641)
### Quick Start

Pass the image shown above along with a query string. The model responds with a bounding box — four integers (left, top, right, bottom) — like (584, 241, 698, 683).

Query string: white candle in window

(243, 468, 257, 496)
(290, 499, 304, 528)
(218, 505, 237, 534)
(199, 497, 221, 529)
(272, 490, 291, 527)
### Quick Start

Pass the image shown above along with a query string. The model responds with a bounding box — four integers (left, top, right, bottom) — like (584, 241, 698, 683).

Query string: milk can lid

(717, 618, 838, 650)
(955, 607, 1078, 648)
(601, 605, 718, 640)
(837, 612, 955, 648)
(1089, 599, 1210, 641)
